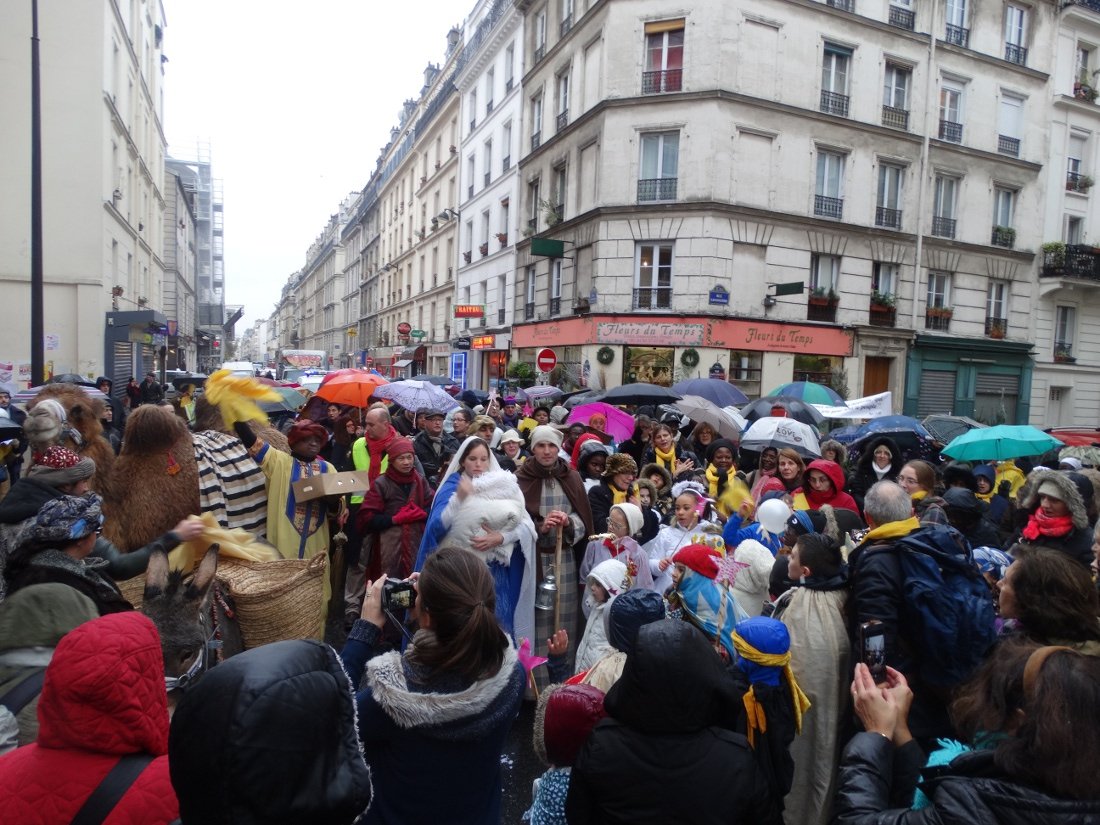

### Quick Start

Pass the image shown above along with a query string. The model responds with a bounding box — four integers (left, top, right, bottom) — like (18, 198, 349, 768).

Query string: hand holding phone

(859, 620, 887, 684)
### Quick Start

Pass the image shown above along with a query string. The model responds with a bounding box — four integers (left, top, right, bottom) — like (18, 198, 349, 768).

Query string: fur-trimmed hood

(1019, 469, 1090, 530)
(855, 435, 903, 475)
(365, 642, 523, 743)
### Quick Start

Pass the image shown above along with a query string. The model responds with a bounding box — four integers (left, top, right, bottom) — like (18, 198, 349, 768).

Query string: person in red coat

(792, 459, 860, 514)
(0, 611, 178, 824)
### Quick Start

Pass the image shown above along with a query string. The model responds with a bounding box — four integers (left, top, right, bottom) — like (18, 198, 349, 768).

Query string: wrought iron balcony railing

(815, 195, 844, 219)
(820, 90, 850, 117)
(939, 119, 962, 143)
(875, 207, 902, 229)
(881, 105, 909, 130)
(637, 178, 678, 202)
(945, 24, 969, 47)
(633, 287, 672, 310)
(931, 216, 957, 238)
(642, 68, 683, 94)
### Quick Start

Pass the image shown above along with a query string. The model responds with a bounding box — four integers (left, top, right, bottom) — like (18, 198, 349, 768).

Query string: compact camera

(382, 579, 417, 612)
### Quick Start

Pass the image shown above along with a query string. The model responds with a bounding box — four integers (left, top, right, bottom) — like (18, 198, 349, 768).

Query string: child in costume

(575, 558, 627, 672)
(579, 502, 653, 595)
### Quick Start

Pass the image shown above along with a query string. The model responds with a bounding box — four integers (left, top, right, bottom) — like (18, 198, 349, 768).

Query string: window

(810, 254, 840, 293)
(550, 260, 563, 315)
(1066, 215, 1084, 244)
(986, 280, 1009, 333)
(815, 150, 845, 218)
(882, 64, 911, 129)
(469, 90, 477, 130)
(531, 94, 543, 150)
(500, 199, 510, 237)
(485, 68, 495, 113)
(821, 44, 852, 116)
(502, 122, 512, 171)
(992, 188, 1015, 247)
(505, 43, 515, 91)
(534, 10, 547, 61)
(1055, 306, 1076, 360)
(1076, 44, 1092, 91)
(927, 271, 952, 332)
(561, 0, 574, 34)
(932, 175, 958, 238)
(643, 20, 684, 93)
(872, 261, 898, 296)
(556, 71, 570, 130)
(997, 94, 1023, 156)
(1067, 134, 1087, 191)
(527, 178, 540, 232)
(945, 0, 968, 46)
(553, 166, 566, 221)
(876, 163, 904, 228)
(638, 132, 679, 201)
(483, 140, 492, 187)
(939, 81, 963, 142)
(1004, 6, 1027, 65)
(466, 155, 476, 199)
(634, 243, 673, 309)
(525, 265, 536, 320)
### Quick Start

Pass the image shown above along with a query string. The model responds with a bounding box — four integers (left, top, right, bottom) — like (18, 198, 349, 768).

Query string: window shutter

(645, 19, 685, 34)
(917, 370, 957, 416)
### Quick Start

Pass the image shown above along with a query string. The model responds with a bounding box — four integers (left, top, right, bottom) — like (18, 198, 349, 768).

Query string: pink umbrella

(567, 402, 635, 443)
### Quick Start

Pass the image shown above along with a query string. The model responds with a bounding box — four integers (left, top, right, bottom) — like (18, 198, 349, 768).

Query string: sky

(162, 1, 467, 334)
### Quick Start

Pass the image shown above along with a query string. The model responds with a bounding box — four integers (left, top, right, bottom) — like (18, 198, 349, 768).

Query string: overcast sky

(163, 1, 465, 334)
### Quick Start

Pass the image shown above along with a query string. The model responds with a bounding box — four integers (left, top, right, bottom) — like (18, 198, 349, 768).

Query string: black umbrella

(600, 383, 682, 406)
(459, 388, 488, 407)
(562, 389, 605, 409)
(741, 396, 825, 428)
(49, 373, 97, 387)
(171, 372, 208, 390)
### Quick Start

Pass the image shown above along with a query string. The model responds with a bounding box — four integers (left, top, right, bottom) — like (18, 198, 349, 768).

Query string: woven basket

(116, 574, 147, 610)
(215, 554, 327, 648)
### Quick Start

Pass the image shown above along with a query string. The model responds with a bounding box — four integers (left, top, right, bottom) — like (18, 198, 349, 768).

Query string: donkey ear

(144, 548, 170, 599)
(187, 543, 219, 602)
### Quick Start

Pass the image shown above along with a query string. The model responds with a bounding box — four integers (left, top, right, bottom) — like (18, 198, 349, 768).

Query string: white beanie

(611, 502, 644, 537)
(530, 425, 563, 448)
(550, 405, 569, 424)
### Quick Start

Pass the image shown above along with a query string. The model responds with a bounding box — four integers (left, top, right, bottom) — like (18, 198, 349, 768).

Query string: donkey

(142, 544, 219, 699)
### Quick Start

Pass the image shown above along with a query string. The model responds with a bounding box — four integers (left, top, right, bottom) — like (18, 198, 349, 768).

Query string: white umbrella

(739, 416, 821, 459)
(673, 395, 741, 440)
(373, 380, 461, 412)
(12, 384, 108, 406)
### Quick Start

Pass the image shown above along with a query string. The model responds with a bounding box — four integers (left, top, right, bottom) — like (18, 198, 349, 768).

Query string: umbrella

(600, 383, 682, 406)
(517, 385, 564, 402)
(922, 414, 986, 445)
(562, 389, 605, 409)
(670, 378, 749, 407)
(941, 425, 1065, 461)
(741, 396, 825, 427)
(852, 415, 932, 441)
(263, 386, 307, 411)
(314, 372, 389, 408)
(298, 374, 327, 393)
(740, 417, 821, 459)
(373, 380, 460, 413)
(824, 424, 862, 444)
(1060, 445, 1100, 468)
(674, 396, 742, 441)
(766, 381, 845, 405)
(721, 405, 750, 433)
(411, 375, 457, 387)
(171, 372, 208, 390)
(459, 388, 488, 407)
(12, 384, 107, 405)
(48, 373, 97, 387)
(567, 402, 636, 443)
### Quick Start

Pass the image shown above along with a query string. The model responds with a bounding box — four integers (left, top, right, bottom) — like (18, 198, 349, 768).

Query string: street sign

(708, 285, 730, 305)
(397, 322, 412, 334)
(536, 348, 557, 372)
(531, 238, 565, 258)
(773, 281, 805, 297)
(454, 337, 472, 350)
(410, 329, 426, 339)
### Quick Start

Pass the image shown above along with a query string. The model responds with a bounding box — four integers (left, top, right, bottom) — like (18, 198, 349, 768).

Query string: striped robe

(192, 431, 267, 538)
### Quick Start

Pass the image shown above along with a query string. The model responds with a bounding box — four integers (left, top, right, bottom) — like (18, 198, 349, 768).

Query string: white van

(220, 361, 255, 377)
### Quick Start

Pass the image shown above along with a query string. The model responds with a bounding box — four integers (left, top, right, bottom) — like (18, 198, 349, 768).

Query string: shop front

(104, 309, 169, 391)
(386, 344, 427, 379)
(511, 315, 854, 394)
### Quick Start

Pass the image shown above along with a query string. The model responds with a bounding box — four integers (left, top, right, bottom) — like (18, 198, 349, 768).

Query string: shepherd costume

(357, 439, 433, 584)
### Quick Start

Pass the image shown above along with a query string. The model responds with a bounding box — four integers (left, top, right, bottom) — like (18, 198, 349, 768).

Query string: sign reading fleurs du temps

(596, 321, 705, 347)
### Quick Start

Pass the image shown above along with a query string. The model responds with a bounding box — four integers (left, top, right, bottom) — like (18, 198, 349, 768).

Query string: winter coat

(0, 612, 178, 824)
(1012, 469, 1095, 568)
(358, 472, 432, 581)
(576, 559, 628, 670)
(729, 538, 777, 617)
(643, 518, 720, 594)
(833, 732, 1100, 824)
(565, 621, 781, 825)
(642, 444, 701, 481)
(169, 639, 373, 825)
(792, 459, 860, 514)
(412, 429, 460, 487)
(847, 436, 904, 514)
(341, 620, 526, 825)
(139, 378, 164, 405)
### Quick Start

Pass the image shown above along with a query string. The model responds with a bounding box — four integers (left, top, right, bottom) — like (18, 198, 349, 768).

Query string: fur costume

(436, 469, 527, 566)
(101, 406, 200, 552)
(26, 385, 114, 497)
(193, 397, 290, 454)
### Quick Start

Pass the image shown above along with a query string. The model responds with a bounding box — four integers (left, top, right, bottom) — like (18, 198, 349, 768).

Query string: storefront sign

(410, 329, 426, 339)
(454, 337, 472, 350)
(429, 344, 451, 357)
(471, 335, 496, 350)
(713, 320, 853, 357)
(596, 321, 704, 347)
(453, 304, 485, 318)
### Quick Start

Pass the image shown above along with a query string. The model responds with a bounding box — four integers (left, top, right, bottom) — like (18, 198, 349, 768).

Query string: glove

(997, 480, 1012, 498)
(392, 502, 428, 525)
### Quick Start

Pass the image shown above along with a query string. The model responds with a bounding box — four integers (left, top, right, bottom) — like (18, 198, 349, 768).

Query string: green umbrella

(941, 425, 1063, 461)
(259, 386, 307, 412)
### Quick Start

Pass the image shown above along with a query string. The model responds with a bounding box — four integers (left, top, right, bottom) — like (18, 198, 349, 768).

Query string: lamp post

(30, 0, 44, 386)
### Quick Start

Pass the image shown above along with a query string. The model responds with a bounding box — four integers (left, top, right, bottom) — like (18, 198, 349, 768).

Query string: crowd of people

(1, 377, 1100, 824)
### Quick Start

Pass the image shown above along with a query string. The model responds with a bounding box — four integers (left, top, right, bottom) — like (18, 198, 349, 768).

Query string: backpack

(892, 525, 997, 689)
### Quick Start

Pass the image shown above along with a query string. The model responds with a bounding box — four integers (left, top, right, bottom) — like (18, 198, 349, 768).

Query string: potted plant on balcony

(449, 144, 457, 155)
(462, 251, 472, 264)
(869, 290, 896, 311)
(1074, 71, 1100, 102)
(987, 318, 1007, 339)
(992, 226, 1016, 247)
(435, 159, 442, 170)
(808, 287, 839, 306)
(926, 306, 953, 321)
(496, 232, 508, 247)
(1054, 343, 1076, 364)
(1042, 241, 1067, 274)
(479, 242, 489, 257)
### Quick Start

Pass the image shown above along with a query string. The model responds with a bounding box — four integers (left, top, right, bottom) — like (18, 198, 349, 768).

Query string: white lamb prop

(437, 469, 527, 565)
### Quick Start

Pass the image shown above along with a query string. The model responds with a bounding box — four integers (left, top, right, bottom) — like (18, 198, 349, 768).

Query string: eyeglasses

(607, 519, 628, 531)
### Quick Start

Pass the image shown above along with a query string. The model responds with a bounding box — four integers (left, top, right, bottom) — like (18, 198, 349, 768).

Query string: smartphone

(859, 620, 887, 684)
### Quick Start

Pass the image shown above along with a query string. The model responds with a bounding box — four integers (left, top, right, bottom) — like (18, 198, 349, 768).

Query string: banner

(813, 391, 893, 420)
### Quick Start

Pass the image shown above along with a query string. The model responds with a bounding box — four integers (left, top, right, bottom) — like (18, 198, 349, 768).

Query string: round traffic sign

(536, 348, 557, 372)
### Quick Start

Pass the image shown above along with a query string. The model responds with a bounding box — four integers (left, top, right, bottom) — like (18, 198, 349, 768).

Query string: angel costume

(414, 436, 538, 644)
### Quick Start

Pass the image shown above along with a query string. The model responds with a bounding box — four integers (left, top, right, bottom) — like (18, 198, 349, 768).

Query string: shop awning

(394, 345, 427, 359)
(393, 359, 414, 369)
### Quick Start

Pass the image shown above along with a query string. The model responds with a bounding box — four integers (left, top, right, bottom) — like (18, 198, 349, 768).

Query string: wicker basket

(116, 574, 147, 610)
(215, 554, 327, 648)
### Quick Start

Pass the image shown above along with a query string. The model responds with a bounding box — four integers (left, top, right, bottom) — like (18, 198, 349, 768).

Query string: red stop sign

(536, 348, 557, 372)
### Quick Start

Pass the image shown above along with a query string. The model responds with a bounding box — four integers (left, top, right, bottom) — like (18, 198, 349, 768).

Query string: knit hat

(705, 438, 738, 465)
(611, 502, 644, 537)
(1037, 479, 1066, 500)
(673, 544, 721, 578)
(588, 558, 629, 599)
(471, 415, 497, 433)
(602, 452, 638, 479)
(640, 462, 672, 491)
(27, 445, 95, 487)
(385, 439, 414, 459)
(607, 589, 666, 655)
(530, 425, 563, 448)
(287, 419, 328, 447)
(534, 683, 608, 768)
(943, 487, 983, 513)
(24, 493, 103, 546)
(1059, 456, 1084, 471)
(499, 429, 524, 445)
(549, 405, 569, 424)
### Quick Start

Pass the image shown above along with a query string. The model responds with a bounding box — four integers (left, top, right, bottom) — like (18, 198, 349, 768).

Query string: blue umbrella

(670, 378, 749, 407)
(853, 415, 932, 440)
(826, 425, 862, 444)
(766, 381, 845, 405)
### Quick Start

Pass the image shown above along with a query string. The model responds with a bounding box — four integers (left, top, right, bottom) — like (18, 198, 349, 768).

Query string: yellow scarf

(732, 633, 812, 747)
(975, 489, 994, 504)
(910, 489, 928, 502)
(705, 465, 731, 516)
(862, 516, 921, 543)
(611, 486, 627, 505)
(654, 444, 677, 470)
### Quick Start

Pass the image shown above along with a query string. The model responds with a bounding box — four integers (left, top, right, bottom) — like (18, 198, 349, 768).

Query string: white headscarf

(439, 435, 501, 488)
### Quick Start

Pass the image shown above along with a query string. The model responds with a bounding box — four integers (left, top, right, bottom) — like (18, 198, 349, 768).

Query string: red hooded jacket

(0, 612, 178, 824)
(794, 458, 859, 514)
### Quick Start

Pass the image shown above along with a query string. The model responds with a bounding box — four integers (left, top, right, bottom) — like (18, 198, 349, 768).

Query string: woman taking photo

(342, 547, 526, 825)
(416, 436, 537, 643)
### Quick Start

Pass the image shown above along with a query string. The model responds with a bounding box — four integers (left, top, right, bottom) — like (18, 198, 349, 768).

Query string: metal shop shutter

(917, 370, 957, 417)
(112, 342, 133, 393)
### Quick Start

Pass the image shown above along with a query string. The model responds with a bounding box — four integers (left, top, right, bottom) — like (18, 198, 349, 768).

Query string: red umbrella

(314, 372, 389, 408)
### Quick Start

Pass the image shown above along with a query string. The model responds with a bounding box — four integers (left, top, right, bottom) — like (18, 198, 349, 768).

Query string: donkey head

(142, 544, 219, 688)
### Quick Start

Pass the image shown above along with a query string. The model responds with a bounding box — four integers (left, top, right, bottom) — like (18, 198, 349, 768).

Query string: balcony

(527, 218, 537, 233)
(1054, 341, 1076, 363)
(637, 177, 678, 202)
(807, 293, 839, 322)
(556, 110, 568, 131)
(889, 5, 915, 29)
(881, 105, 909, 130)
(1066, 171, 1094, 193)
(524, 301, 535, 320)
(875, 206, 902, 229)
(502, 155, 511, 172)
(560, 15, 572, 36)
(925, 307, 953, 331)
(931, 216, 956, 238)
(479, 242, 489, 258)
(484, 172, 490, 187)
(505, 77, 513, 93)
(991, 226, 1016, 249)
(1004, 43, 1027, 66)
(486, 100, 494, 114)
(533, 43, 545, 63)
(985, 316, 1007, 339)
(633, 287, 672, 310)
(497, 308, 506, 325)
(1042, 244, 1100, 281)
(531, 132, 541, 151)
(642, 68, 683, 94)
(549, 296, 561, 316)
(944, 24, 969, 47)
(938, 119, 962, 143)
(826, 0, 855, 10)
(820, 89, 850, 117)
(869, 298, 896, 328)
(998, 135, 1020, 157)
(814, 195, 844, 219)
